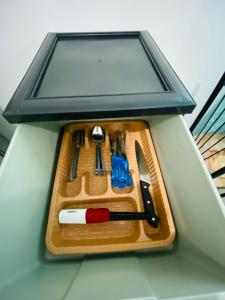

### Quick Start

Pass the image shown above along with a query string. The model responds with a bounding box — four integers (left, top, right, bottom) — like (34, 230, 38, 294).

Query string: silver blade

(135, 141, 150, 184)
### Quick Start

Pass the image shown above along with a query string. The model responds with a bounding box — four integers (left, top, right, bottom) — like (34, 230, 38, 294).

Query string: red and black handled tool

(59, 208, 159, 228)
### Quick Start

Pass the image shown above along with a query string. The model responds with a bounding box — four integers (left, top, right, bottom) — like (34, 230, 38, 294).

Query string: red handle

(86, 208, 110, 223)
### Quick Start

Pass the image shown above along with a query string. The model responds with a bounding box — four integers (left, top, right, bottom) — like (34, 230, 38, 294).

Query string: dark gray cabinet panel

(3, 31, 195, 123)
(37, 37, 165, 97)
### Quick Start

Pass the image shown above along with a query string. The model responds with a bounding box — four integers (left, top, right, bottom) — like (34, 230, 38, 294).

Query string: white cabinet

(0, 115, 224, 300)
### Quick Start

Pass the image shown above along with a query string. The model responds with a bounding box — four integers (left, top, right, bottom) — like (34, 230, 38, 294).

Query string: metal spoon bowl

(92, 126, 105, 175)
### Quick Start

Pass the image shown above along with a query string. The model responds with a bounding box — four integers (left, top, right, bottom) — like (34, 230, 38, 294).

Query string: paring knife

(135, 141, 159, 228)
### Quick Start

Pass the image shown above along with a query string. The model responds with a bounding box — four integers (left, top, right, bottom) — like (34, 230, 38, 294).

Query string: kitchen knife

(135, 141, 159, 228)
(59, 208, 157, 224)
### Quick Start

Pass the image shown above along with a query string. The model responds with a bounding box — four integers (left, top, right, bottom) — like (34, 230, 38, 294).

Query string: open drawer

(1, 115, 225, 300)
(1, 30, 224, 300)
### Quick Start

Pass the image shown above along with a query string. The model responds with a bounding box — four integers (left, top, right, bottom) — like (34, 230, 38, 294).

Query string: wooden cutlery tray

(46, 120, 175, 255)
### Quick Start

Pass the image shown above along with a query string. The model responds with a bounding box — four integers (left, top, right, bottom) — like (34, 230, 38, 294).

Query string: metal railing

(191, 72, 225, 199)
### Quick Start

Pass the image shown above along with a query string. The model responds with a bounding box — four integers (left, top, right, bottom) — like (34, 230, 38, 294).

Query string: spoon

(92, 126, 105, 175)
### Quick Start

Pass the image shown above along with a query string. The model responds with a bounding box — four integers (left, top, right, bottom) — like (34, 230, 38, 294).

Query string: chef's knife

(135, 141, 159, 228)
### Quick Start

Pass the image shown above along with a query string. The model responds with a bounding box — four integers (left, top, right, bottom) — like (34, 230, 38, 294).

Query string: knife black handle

(140, 180, 159, 228)
(110, 212, 154, 221)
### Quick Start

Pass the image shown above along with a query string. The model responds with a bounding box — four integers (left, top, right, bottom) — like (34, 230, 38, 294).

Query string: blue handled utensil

(110, 131, 133, 188)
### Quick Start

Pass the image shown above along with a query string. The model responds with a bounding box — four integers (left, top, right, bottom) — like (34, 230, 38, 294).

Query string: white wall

(0, 0, 225, 127)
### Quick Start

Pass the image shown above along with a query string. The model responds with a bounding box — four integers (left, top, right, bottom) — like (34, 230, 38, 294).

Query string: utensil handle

(117, 156, 126, 181)
(95, 143, 101, 171)
(68, 146, 80, 180)
(98, 144, 104, 172)
(140, 180, 159, 227)
(123, 158, 133, 186)
(111, 154, 119, 181)
(95, 143, 105, 175)
(118, 133, 126, 157)
(109, 212, 150, 221)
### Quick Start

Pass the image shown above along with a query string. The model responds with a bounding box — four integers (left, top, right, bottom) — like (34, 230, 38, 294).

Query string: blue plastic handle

(123, 158, 133, 186)
(111, 155, 133, 188)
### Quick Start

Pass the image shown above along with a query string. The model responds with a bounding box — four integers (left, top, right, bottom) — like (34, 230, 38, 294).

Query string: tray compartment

(51, 197, 140, 248)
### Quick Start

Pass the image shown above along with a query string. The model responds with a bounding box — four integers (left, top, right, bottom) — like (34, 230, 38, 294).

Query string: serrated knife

(135, 141, 159, 228)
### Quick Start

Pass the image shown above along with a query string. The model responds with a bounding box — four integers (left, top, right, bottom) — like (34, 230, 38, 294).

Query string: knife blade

(135, 141, 159, 228)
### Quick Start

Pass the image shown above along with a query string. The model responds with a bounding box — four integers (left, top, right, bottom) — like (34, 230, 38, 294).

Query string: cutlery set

(61, 125, 159, 228)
